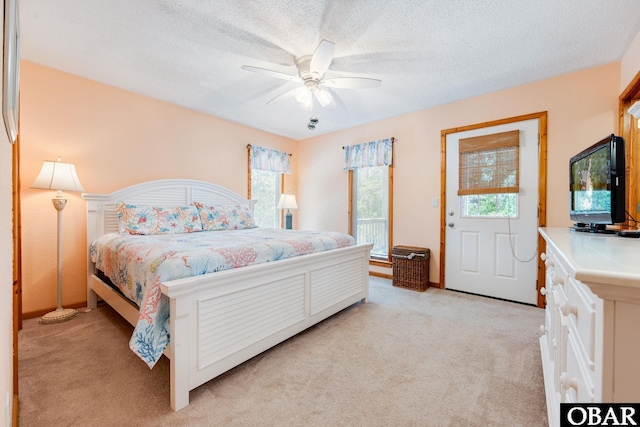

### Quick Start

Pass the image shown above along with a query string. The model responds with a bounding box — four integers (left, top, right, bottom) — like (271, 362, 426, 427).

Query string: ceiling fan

(241, 40, 382, 111)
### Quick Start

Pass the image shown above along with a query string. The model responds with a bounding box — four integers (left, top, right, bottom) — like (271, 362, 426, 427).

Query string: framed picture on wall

(3, 0, 19, 143)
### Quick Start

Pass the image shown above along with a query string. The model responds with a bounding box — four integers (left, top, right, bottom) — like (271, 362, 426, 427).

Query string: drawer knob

(560, 302, 578, 317)
(540, 287, 547, 296)
(540, 252, 547, 261)
(560, 372, 578, 391)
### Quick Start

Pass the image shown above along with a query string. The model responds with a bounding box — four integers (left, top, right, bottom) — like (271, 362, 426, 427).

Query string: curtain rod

(247, 144, 292, 156)
(342, 137, 395, 149)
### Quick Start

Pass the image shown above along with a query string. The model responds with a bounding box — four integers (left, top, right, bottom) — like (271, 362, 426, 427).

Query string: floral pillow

(116, 202, 203, 235)
(194, 202, 257, 230)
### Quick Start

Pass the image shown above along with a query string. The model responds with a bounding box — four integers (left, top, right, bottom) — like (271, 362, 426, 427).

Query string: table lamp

(277, 194, 298, 230)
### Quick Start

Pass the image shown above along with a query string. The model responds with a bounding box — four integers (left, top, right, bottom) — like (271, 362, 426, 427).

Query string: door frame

(619, 69, 640, 231)
(12, 126, 21, 417)
(439, 112, 548, 308)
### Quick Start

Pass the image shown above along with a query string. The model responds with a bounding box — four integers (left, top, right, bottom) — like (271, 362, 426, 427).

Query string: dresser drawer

(563, 276, 596, 368)
(542, 300, 553, 359)
(562, 332, 595, 403)
(555, 298, 569, 394)
(540, 285, 556, 362)
(544, 248, 569, 289)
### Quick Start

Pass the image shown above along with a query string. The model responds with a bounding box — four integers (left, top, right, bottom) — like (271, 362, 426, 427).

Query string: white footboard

(161, 243, 371, 411)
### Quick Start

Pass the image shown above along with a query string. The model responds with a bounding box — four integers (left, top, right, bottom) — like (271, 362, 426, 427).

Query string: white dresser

(539, 228, 640, 427)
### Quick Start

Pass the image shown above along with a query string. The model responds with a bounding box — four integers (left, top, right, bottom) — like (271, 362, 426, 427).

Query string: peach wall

(19, 58, 631, 313)
(297, 62, 622, 281)
(20, 61, 297, 315)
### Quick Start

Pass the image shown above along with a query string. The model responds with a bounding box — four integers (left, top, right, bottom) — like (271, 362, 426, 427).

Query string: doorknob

(447, 222, 455, 228)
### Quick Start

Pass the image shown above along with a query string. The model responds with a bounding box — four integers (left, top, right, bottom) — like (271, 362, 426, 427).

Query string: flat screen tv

(569, 134, 625, 232)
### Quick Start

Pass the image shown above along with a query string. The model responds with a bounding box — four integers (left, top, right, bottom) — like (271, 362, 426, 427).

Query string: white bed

(82, 179, 372, 411)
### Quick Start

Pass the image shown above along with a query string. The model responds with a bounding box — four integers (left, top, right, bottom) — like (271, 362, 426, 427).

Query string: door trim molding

(439, 112, 548, 308)
(619, 69, 640, 232)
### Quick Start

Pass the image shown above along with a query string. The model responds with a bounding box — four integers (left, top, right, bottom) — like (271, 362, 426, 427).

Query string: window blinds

(458, 130, 519, 195)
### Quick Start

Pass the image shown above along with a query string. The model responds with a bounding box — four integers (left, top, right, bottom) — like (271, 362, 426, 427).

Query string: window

(350, 165, 392, 261)
(345, 138, 394, 263)
(461, 193, 517, 218)
(248, 145, 292, 228)
(250, 169, 282, 228)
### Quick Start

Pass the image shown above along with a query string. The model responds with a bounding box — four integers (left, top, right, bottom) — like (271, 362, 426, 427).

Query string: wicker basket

(392, 246, 430, 291)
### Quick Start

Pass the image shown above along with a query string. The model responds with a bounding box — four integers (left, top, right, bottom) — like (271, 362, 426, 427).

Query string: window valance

(458, 130, 519, 195)
(249, 145, 292, 174)
(343, 138, 393, 170)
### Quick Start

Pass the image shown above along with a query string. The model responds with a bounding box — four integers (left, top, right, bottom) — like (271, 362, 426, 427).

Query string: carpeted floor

(18, 277, 548, 426)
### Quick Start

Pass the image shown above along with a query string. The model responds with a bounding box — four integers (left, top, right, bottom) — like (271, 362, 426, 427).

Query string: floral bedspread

(90, 228, 355, 367)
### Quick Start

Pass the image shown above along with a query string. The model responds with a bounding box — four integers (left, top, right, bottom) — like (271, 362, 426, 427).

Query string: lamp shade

(31, 157, 85, 192)
(277, 194, 298, 210)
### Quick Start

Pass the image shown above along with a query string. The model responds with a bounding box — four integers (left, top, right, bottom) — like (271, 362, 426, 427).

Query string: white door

(444, 119, 539, 304)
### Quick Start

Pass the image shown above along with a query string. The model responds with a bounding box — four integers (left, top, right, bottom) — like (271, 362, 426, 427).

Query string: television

(569, 134, 625, 232)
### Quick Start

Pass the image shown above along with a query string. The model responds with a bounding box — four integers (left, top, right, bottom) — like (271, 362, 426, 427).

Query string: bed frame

(82, 179, 372, 411)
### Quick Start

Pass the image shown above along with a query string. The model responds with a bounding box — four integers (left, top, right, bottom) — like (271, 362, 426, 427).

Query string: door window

(461, 193, 518, 218)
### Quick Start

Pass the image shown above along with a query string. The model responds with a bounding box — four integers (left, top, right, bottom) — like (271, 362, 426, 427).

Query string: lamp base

(39, 308, 79, 325)
(285, 211, 293, 230)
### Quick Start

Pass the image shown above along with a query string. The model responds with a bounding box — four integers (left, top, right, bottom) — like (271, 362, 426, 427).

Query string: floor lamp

(277, 194, 298, 230)
(31, 157, 85, 324)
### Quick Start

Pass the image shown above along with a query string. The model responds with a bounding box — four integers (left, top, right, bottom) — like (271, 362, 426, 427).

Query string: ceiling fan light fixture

(301, 96, 314, 111)
(242, 40, 381, 112)
(300, 98, 313, 111)
(314, 88, 332, 107)
(294, 86, 310, 103)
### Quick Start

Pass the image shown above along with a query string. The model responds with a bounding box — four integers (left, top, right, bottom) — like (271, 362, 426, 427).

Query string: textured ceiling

(20, 1, 640, 140)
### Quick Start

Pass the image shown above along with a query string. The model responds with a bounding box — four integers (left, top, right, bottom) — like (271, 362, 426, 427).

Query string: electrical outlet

(432, 198, 439, 207)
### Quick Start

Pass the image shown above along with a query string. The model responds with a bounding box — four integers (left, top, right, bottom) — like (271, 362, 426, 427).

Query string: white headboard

(82, 179, 255, 240)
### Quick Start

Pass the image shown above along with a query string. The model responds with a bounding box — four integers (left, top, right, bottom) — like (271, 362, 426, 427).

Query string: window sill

(370, 259, 391, 268)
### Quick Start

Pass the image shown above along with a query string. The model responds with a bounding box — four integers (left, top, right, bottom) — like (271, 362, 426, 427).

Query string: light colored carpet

(18, 277, 548, 426)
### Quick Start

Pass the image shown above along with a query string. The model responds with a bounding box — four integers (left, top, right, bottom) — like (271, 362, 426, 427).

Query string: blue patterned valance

(249, 145, 292, 174)
(343, 138, 393, 170)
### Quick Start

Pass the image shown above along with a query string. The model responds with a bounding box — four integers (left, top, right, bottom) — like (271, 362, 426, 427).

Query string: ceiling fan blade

(309, 40, 335, 77)
(266, 87, 298, 105)
(241, 65, 298, 81)
(322, 77, 382, 89)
